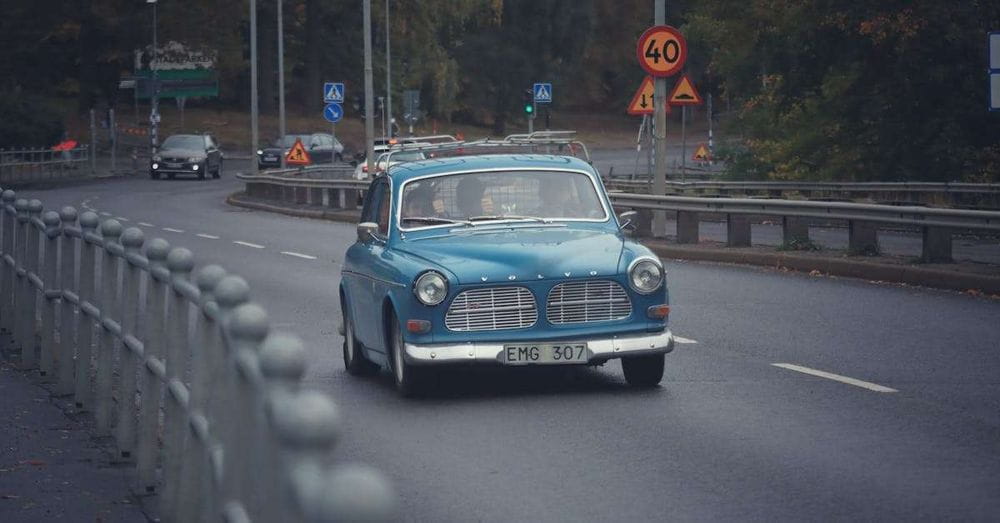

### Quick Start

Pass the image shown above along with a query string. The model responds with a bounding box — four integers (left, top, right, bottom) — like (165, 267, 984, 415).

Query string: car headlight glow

(628, 257, 664, 294)
(256, 149, 264, 155)
(414, 271, 448, 306)
(151, 163, 159, 169)
(192, 164, 200, 171)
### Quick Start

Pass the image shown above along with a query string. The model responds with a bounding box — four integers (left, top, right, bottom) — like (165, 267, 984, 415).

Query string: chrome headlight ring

(627, 256, 664, 294)
(413, 271, 448, 306)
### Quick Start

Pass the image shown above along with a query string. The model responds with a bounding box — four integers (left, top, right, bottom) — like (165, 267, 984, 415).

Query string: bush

(0, 92, 65, 147)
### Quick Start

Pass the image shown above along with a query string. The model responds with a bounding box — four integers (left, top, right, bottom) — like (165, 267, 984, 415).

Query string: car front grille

(445, 286, 538, 332)
(546, 280, 632, 325)
(163, 157, 186, 163)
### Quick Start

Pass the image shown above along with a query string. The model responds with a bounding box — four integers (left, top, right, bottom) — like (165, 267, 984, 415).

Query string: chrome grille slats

(445, 286, 537, 331)
(546, 280, 631, 324)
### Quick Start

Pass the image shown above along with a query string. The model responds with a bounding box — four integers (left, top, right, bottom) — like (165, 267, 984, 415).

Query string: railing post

(921, 226, 953, 263)
(175, 264, 227, 523)
(13, 199, 28, 356)
(676, 210, 699, 244)
(74, 212, 100, 409)
(0, 190, 16, 333)
(39, 211, 61, 378)
(227, 303, 270, 511)
(256, 333, 306, 523)
(848, 220, 879, 256)
(22, 199, 43, 370)
(160, 247, 195, 509)
(271, 390, 340, 523)
(726, 213, 751, 247)
(782, 216, 810, 245)
(114, 227, 145, 462)
(94, 219, 123, 435)
(57, 207, 79, 395)
(136, 238, 170, 490)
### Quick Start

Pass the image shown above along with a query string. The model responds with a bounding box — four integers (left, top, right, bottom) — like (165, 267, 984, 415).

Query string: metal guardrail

(0, 146, 94, 185)
(0, 188, 393, 522)
(235, 171, 1000, 263)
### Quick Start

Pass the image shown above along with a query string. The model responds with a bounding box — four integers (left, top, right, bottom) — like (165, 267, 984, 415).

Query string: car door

(346, 178, 391, 350)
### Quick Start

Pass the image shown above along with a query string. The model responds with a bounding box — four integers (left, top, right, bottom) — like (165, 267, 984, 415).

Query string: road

(21, 161, 1000, 521)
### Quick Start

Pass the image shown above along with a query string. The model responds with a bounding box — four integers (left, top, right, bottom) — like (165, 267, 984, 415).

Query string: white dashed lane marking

(99, 212, 111, 216)
(233, 240, 265, 249)
(281, 251, 317, 260)
(196, 233, 220, 240)
(138, 222, 155, 227)
(162, 227, 185, 233)
(772, 363, 898, 393)
(115, 217, 129, 222)
(674, 336, 698, 344)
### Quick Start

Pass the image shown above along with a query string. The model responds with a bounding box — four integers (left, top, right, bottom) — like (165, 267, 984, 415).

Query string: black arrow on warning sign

(640, 94, 649, 109)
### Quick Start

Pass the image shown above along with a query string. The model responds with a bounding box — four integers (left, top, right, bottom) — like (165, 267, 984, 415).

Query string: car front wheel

(342, 306, 378, 376)
(388, 314, 429, 397)
(621, 353, 665, 388)
(212, 159, 222, 179)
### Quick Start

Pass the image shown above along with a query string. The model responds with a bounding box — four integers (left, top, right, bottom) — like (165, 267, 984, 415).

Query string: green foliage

(0, 92, 65, 147)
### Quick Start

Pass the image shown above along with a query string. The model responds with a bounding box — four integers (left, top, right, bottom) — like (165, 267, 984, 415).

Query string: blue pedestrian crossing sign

(323, 82, 345, 103)
(533, 83, 552, 104)
(323, 103, 344, 123)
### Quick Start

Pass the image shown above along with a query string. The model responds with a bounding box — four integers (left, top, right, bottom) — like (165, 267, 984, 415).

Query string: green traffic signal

(524, 103, 534, 114)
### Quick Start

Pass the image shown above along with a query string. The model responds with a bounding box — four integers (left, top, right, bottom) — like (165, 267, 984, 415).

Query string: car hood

(158, 148, 204, 159)
(396, 227, 624, 284)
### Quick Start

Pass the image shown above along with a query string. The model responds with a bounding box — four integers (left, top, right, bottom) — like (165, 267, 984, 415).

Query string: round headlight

(628, 257, 663, 294)
(414, 271, 448, 306)
(256, 149, 264, 155)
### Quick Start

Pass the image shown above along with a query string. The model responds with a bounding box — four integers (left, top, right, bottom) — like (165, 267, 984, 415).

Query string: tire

(212, 160, 222, 179)
(342, 305, 378, 377)
(388, 314, 429, 397)
(167, 173, 176, 180)
(197, 166, 206, 180)
(150, 171, 160, 179)
(621, 353, 665, 388)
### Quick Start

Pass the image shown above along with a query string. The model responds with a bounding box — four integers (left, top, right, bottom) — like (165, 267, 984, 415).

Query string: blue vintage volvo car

(340, 152, 674, 395)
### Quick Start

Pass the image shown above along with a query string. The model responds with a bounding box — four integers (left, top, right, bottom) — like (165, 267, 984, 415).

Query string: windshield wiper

(402, 216, 474, 226)
(468, 214, 552, 223)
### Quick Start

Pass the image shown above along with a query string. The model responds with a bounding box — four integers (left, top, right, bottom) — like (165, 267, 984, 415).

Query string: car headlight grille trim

(546, 280, 632, 325)
(445, 286, 537, 332)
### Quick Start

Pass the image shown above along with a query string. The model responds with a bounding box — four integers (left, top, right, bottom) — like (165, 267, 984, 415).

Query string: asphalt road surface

(21, 161, 1000, 521)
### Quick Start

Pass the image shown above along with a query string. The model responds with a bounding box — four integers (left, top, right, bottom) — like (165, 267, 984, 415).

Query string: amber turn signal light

(406, 319, 431, 333)
(646, 305, 670, 319)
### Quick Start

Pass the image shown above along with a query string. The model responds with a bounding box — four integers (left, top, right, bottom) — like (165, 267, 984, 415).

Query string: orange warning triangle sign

(286, 138, 312, 166)
(668, 74, 703, 106)
(693, 143, 710, 161)
(627, 76, 673, 115)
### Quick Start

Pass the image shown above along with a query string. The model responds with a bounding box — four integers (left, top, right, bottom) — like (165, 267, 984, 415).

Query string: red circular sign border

(636, 25, 688, 77)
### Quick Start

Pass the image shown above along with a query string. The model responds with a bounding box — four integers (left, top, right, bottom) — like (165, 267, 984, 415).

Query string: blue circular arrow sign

(323, 103, 344, 123)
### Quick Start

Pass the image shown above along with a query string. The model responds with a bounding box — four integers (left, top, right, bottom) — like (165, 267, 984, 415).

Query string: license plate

(264, 155, 277, 161)
(502, 343, 588, 365)
(166, 162, 181, 168)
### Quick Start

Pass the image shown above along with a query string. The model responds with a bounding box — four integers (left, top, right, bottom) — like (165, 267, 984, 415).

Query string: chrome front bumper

(403, 329, 674, 366)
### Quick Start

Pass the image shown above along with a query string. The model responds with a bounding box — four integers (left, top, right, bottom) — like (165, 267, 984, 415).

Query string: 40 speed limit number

(636, 25, 687, 77)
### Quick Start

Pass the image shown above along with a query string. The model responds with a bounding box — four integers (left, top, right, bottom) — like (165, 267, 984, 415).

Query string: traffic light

(522, 89, 534, 115)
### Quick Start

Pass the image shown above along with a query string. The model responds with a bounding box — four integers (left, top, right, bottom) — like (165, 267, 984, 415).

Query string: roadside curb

(226, 191, 361, 222)
(225, 192, 1000, 295)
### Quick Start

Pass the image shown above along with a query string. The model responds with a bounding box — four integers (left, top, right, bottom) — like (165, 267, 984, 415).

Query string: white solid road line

(196, 233, 220, 240)
(281, 251, 317, 260)
(234, 240, 265, 249)
(99, 211, 111, 216)
(772, 363, 898, 393)
(115, 217, 129, 222)
(138, 222, 155, 227)
(674, 336, 698, 344)
(162, 227, 185, 233)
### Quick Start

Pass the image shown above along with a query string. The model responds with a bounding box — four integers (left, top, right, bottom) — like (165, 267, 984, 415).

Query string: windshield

(277, 135, 310, 147)
(399, 170, 606, 228)
(162, 135, 203, 150)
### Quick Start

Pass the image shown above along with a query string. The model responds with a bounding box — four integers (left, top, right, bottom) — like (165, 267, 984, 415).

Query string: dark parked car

(256, 133, 344, 169)
(151, 134, 223, 180)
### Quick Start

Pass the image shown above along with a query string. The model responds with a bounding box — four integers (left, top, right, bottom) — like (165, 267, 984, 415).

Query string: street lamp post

(147, 0, 159, 155)
(250, 0, 258, 173)
(385, 0, 392, 138)
(277, 0, 287, 168)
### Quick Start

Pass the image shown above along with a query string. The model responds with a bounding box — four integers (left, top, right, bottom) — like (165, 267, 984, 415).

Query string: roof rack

(382, 130, 590, 166)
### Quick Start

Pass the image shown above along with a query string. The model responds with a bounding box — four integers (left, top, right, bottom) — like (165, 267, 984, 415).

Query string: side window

(376, 182, 391, 236)
(360, 179, 384, 224)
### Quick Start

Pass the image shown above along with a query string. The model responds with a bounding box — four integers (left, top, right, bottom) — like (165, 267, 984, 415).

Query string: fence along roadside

(0, 188, 393, 522)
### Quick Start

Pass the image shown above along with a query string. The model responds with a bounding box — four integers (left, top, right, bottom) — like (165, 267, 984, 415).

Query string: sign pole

(652, 0, 667, 235)
(363, 0, 376, 176)
(681, 106, 687, 180)
(331, 122, 336, 165)
(277, 0, 287, 169)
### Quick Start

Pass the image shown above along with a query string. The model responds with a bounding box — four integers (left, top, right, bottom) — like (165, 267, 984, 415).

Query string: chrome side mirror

(618, 210, 638, 231)
(357, 222, 379, 243)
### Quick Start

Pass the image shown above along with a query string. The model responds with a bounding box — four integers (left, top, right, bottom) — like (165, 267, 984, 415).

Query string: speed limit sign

(636, 25, 687, 77)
